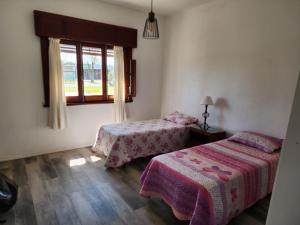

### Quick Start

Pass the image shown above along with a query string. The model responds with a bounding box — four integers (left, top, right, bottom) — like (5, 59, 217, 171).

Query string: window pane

(82, 47, 102, 96)
(107, 49, 115, 95)
(60, 44, 79, 96)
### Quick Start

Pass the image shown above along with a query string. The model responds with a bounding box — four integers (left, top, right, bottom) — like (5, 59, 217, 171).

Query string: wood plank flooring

(0, 148, 271, 225)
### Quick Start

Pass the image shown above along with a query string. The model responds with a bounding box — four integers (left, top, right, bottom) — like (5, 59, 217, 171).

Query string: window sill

(43, 98, 133, 107)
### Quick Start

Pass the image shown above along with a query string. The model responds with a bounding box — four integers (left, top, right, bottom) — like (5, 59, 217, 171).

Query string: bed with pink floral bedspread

(140, 139, 280, 225)
(92, 119, 190, 167)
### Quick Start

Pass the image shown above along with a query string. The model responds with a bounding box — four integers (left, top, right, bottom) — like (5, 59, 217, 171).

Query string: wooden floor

(0, 148, 271, 225)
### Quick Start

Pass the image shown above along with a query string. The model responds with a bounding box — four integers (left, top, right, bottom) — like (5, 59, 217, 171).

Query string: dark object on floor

(0, 173, 18, 213)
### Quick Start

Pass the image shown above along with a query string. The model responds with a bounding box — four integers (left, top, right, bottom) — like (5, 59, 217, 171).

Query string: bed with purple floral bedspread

(140, 139, 280, 225)
(92, 119, 190, 167)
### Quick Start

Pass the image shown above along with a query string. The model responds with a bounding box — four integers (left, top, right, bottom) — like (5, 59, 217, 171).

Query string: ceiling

(100, 0, 209, 16)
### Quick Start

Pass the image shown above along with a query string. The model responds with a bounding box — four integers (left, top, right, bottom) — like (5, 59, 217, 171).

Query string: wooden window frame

(42, 39, 134, 106)
(63, 40, 109, 104)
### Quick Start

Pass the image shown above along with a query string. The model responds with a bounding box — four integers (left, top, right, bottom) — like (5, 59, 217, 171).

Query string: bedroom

(0, 0, 299, 224)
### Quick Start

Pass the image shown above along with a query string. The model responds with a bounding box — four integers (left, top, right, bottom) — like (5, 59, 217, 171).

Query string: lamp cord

(151, 0, 153, 12)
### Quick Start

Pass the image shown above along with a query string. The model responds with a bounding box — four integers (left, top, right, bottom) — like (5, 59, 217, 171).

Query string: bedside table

(186, 125, 226, 147)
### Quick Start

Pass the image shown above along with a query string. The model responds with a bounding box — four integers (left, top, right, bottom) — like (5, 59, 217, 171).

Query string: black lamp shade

(143, 12, 159, 39)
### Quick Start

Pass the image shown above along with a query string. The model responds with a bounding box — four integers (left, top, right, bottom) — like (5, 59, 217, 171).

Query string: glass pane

(107, 49, 115, 95)
(60, 44, 78, 96)
(82, 46, 102, 96)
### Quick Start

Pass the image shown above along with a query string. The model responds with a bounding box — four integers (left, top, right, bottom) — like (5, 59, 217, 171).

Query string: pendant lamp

(143, 0, 159, 39)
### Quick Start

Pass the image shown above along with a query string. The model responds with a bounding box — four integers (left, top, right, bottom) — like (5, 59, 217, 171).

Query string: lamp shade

(200, 96, 214, 105)
(143, 13, 159, 39)
(143, 0, 159, 39)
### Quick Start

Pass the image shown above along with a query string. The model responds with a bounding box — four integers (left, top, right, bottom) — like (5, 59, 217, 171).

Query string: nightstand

(186, 125, 226, 147)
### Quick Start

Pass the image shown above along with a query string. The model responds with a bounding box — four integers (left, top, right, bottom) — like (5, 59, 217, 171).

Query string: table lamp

(200, 96, 214, 130)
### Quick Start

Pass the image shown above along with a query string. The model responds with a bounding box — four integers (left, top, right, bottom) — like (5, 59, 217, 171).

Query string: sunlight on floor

(69, 158, 86, 167)
(90, 155, 102, 162)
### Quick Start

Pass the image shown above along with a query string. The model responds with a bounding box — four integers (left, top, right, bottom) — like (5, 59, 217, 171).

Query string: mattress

(140, 139, 280, 225)
(92, 119, 190, 167)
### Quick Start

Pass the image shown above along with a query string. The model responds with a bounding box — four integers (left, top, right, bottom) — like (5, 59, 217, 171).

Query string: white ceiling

(100, 0, 209, 16)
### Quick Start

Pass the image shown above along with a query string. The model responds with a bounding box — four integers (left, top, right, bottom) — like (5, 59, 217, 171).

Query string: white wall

(161, 0, 300, 138)
(0, 0, 165, 160)
(266, 74, 300, 225)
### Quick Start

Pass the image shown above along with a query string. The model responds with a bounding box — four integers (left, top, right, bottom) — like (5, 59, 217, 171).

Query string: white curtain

(113, 46, 127, 123)
(48, 38, 68, 129)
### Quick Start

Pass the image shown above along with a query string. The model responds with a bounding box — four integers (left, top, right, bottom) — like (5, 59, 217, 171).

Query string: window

(57, 41, 130, 105)
(82, 46, 103, 96)
(107, 49, 115, 96)
(35, 10, 137, 106)
(60, 44, 79, 97)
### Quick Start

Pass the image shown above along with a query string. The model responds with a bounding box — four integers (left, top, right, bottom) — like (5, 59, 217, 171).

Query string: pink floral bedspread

(140, 140, 280, 225)
(92, 119, 189, 167)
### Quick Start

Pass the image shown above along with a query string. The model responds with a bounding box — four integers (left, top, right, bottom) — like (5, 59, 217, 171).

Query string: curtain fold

(48, 38, 68, 129)
(113, 46, 127, 123)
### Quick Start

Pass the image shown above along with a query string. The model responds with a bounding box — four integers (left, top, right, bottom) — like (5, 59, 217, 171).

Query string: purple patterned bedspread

(92, 119, 189, 167)
(140, 140, 280, 225)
